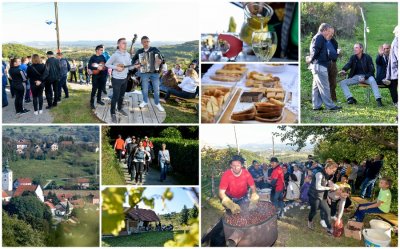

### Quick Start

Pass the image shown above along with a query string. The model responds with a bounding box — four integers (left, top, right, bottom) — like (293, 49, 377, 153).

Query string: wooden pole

(234, 126, 240, 154)
(54, 2, 60, 52)
(359, 6, 367, 53)
(272, 135, 275, 156)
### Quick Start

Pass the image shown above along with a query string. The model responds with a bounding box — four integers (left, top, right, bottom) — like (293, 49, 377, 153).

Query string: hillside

(2, 43, 46, 58)
(2, 40, 199, 69)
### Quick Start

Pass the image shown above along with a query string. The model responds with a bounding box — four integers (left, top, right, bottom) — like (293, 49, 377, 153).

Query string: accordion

(137, 51, 162, 73)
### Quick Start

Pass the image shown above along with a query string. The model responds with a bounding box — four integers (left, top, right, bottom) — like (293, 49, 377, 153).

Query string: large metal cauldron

(222, 201, 278, 247)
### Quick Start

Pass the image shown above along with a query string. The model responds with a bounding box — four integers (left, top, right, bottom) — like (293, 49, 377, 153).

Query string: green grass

(102, 231, 184, 247)
(101, 144, 126, 185)
(11, 151, 98, 181)
(301, 2, 398, 123)
(51, 89, 102, 123)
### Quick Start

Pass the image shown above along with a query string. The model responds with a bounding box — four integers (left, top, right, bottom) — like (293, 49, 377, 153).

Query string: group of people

(219, 154, 392, 236)
(308, 23, 398, 110)
(3, 35, 199, 123)
(3, 51, 71, 115)
(114, 134, 171, 183)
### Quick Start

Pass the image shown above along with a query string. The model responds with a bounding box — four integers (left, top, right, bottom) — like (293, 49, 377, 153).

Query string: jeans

(110, 77, 127, 115)
(272, 190, 284, 216)
(58, 75, 69, 100)
(310, 64, 336, 109)
(164, 87, 197, 100)
(160, 161, 168, 180)
(140, 73, 160, 105)
(24, 79, 31, 101)
(79, 73, 84, 83)
(354, 203, 383, 222)
(360, 177, 377, 198)
(135, 161, 144, 183)
(308, 196, 332, 229)
(45, 80, 59, 107)
(228, 194, 249, 206)
(340, 75, 382, 100)
(31, 83, 44, 111)
(91, 75, 107, 104)
(116, 149, 122, 162)
(2, 79, 8, 107)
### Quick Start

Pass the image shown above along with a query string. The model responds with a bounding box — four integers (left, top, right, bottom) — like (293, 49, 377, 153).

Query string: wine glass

(251, 31, 277, 62)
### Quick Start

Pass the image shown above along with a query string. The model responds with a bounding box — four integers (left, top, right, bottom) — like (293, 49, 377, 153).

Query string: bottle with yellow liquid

(239, 2, 274, 45)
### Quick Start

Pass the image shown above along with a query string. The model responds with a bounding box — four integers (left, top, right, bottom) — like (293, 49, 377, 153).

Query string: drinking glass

(251, 31, 277, 62)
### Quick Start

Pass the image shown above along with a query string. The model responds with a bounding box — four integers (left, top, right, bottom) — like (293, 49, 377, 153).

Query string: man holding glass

(307, 23, 342, 111)
(339, 43, 383, 107)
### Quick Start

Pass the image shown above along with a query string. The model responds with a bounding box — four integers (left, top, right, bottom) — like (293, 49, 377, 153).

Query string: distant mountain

(16, 40, 191, 49)
(206, 142, 314, 152)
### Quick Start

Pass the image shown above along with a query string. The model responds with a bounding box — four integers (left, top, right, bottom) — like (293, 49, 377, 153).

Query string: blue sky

(137, 187, 197, 215)
(2, 2, 199, 42)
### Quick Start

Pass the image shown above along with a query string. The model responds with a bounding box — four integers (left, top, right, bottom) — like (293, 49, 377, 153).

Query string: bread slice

(231, 112, 256, 121)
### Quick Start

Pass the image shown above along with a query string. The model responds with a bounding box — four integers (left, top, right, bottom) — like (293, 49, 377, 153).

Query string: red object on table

(218, 34, 243, 58)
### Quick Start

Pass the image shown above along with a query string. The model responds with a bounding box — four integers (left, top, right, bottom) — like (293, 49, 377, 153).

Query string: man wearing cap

(42, 51, 61, 109)
(267, 157, 285, 217)
(219, 155, 259, 214)
(248, 160, 266, 189)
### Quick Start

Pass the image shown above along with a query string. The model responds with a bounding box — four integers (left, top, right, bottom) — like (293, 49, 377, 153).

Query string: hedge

(150, 137, 198, 184)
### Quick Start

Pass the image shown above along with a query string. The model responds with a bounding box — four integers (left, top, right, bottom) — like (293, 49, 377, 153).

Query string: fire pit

(223, 201, 277, 247)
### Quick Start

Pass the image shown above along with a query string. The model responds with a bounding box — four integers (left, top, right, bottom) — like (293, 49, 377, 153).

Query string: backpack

(59, 58, 70, 76)
(135, 149, 145, 160)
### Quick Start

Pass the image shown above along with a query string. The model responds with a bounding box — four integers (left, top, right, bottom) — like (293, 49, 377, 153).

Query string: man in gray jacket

(105, 38, 134, 123)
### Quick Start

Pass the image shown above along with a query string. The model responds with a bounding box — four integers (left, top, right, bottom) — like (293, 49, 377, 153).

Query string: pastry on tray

(201, 86, 232, 123)
(209, 64, 247, 82)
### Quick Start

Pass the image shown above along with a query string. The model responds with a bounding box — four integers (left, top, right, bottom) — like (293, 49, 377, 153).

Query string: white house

(14, 185, 44, 202)
(76, 178, 90, 189)
(2, 160, 13, 191)
(16, 139, 30, 150)
(55, 201, 73, 216)
(51, 143, 59, 151)
(2, 190, 11, 202)
(45, 201, 56, 216)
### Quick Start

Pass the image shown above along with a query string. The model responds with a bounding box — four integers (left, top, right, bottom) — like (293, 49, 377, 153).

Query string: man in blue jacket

(339, 43, 383, 107)
(307, 23, 342, 111)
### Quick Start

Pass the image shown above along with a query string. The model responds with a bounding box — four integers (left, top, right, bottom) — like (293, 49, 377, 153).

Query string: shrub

(151, 137, 198, 184)
(159, 127, 182, 139)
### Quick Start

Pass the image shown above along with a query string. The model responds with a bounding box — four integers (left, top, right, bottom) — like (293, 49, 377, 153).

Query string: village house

(60, 141, 73, 146)
(119, 206, 160, 235)
(45, 201, 56, 216)
(55, 201, 73, 216)
(13, 184, 44, 202)
(51, 143, 59, 151)
(76, 178, 90, 189)
(13, 177, 32, 190)
(2, 190, 11, 202)
(16, 139, 30, 150)
(15, 148, 24, 155)
(2, 160, 13, 191)
(34, 144, 43, 153)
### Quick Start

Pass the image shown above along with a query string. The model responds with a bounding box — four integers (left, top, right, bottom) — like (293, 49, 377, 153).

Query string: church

(2, 159, 44, 203)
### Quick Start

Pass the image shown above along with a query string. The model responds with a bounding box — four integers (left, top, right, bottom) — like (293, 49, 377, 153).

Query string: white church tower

(2, 159, 13, 191)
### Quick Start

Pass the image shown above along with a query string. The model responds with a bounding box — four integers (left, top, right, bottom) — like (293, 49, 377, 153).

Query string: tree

(160, 127, 182, 139)
(2, 213, 46, 247)
(179, 205, 190, 225)
(5, 196, 52, 231)
(189, 205, 199, 219)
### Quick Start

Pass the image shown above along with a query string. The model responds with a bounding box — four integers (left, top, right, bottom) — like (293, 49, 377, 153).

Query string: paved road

(119, 161, 178, 185)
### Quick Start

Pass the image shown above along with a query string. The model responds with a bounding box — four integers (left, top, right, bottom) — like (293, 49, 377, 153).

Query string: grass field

(11, 151, 98, 182)
(102, 231, 184, 247)
(301, 2, 398, 123)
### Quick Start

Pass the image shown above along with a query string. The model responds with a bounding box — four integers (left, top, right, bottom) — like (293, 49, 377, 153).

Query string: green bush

(151, 138, 198, 184)
(101, 127, 125, 185)
(159, 127, 182, 139)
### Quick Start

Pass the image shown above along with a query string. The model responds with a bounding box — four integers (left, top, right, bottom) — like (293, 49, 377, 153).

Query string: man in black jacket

(42, 51, 61, 109)
(307, 23, 341, 111)
(88, 45, 107, 110)
(360, 154, 384, 199)
(339, 43, 383, 107)
(376, 44, 390, 85)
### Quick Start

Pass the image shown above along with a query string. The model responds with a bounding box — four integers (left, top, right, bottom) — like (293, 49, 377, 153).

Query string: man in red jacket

(219, 155, 259, 214)
(267, 157, 285, 218)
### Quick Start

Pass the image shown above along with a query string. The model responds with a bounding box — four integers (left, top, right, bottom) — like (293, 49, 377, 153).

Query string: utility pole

(234, 126, 240, 154)
(54, 2, 60, 52)
(272, 135, 275, 156)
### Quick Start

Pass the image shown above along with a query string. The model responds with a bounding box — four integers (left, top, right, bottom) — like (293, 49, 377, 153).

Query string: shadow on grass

(102, 230, 184, 247)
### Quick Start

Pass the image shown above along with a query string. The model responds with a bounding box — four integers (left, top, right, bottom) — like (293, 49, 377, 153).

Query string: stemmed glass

(251, 31, 277, 62)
